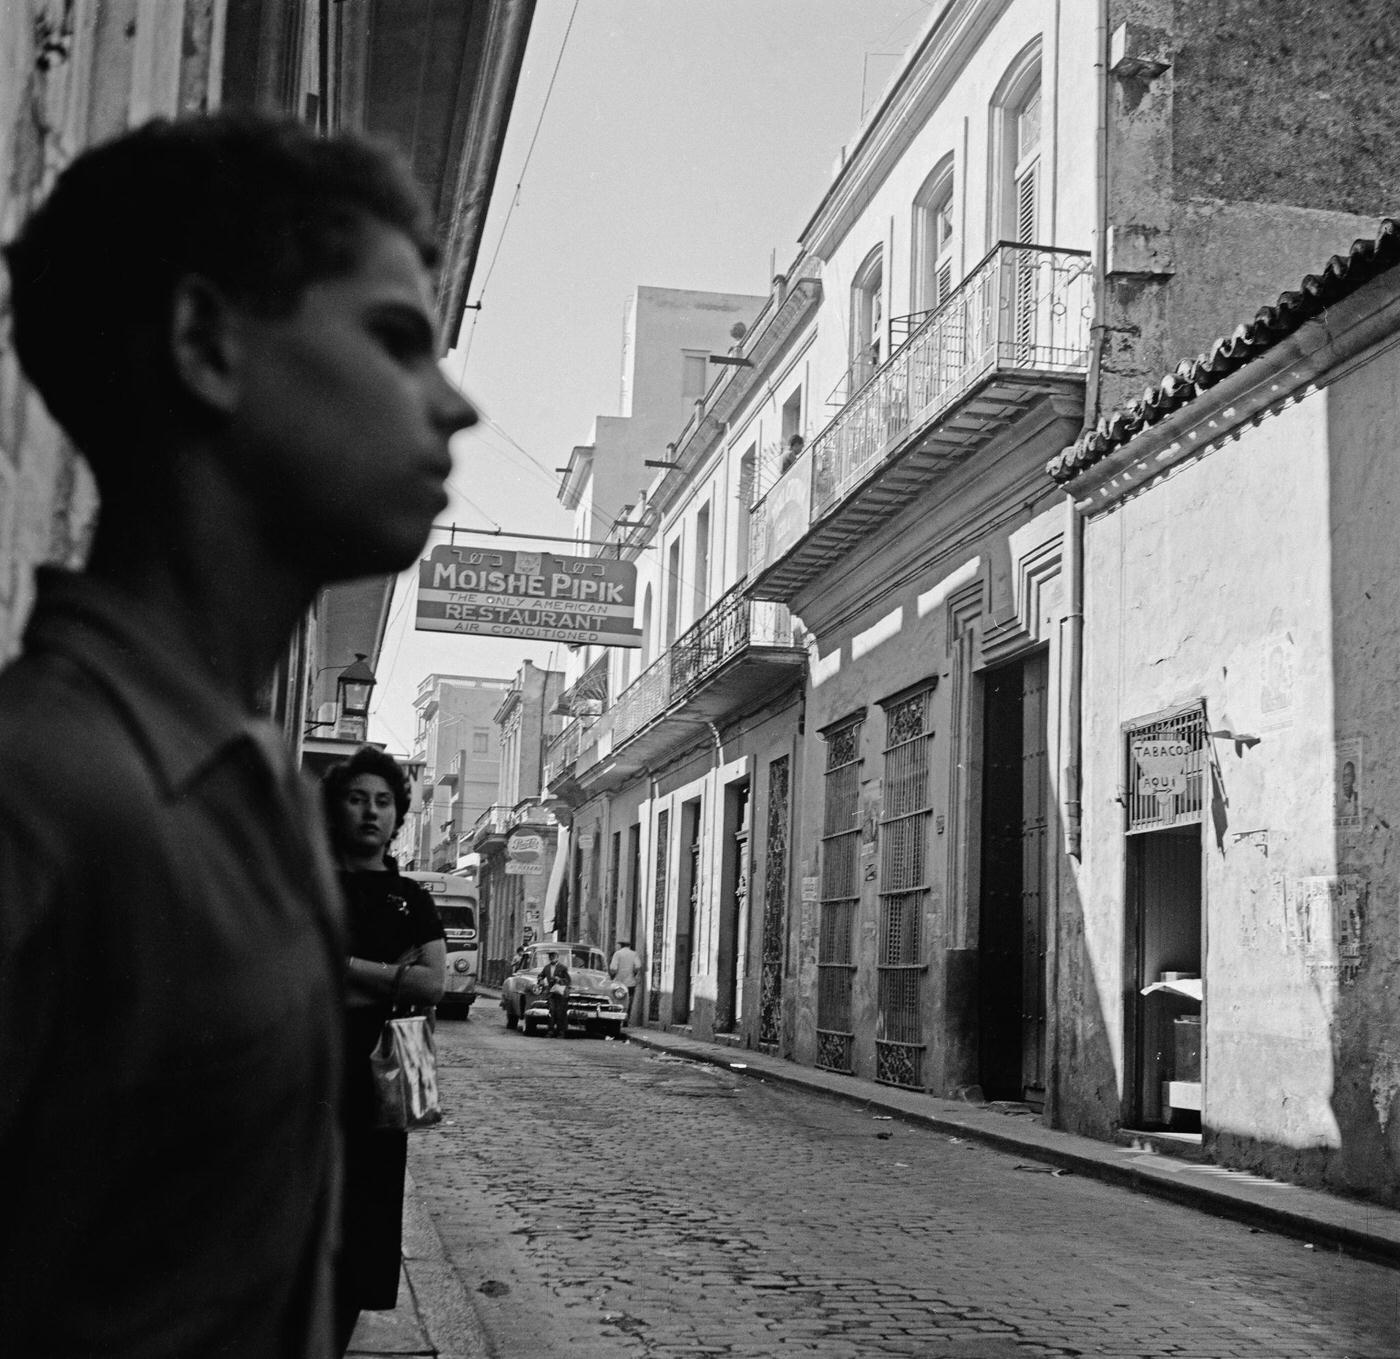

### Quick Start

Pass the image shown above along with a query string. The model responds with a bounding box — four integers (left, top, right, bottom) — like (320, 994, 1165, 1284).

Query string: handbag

(369, 1013, 441, 1131)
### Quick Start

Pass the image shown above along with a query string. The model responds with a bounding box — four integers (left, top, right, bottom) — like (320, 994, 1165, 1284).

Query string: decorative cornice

(1050, 219, 1400, 487)
(801, 0, 1014, 260)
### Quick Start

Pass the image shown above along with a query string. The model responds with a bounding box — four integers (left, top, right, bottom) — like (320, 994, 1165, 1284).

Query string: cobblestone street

(408, 1016, 1400, 1359)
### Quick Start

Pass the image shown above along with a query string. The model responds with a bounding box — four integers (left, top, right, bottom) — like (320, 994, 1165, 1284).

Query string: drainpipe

(1062, 0, 1109, 861)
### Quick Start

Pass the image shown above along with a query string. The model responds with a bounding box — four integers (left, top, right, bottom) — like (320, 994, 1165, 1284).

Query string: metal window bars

(1125, 704, 1208, 834)
(647, 808, 670, 1021)
(876, 690, 932, 1087)
(817, 718, 862, 1071)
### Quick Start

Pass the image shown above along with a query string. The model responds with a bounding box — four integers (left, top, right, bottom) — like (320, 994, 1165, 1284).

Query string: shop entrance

(977, 651, 1049, 1107)
(1125, 827, 1202, 1129)
(1122, 703, 1208, 1131)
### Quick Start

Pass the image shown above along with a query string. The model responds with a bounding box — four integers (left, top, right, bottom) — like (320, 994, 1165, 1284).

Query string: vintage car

(499, 941, 629, 1039)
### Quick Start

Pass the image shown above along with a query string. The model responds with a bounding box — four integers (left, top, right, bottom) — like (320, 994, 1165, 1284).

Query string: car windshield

(437, 905, 476, 931)
(521, 945, 604, 972)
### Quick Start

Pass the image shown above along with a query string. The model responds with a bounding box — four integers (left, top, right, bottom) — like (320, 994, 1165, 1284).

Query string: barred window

(817, 716, 862, 1072)
(1125, 705, 1207, 834)
(876, 686, 933, 1088)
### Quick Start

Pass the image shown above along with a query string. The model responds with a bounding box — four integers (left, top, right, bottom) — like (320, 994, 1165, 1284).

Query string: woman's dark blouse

(339, 865, 444, 1121)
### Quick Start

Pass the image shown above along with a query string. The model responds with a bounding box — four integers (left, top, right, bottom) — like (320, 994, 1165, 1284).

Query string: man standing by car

(609, 939, 642, 1026)
(539, 950, 572, 1037)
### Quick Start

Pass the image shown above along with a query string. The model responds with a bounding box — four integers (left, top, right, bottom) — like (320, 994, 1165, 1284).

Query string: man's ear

(169, 274, 243, 416)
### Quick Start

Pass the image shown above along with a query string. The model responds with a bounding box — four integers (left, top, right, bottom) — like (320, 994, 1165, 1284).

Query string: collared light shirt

(0, 568, 344, 1358)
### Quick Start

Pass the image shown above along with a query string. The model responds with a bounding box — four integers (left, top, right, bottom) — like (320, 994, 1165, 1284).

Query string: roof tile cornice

(1049, 218, 1400, 484)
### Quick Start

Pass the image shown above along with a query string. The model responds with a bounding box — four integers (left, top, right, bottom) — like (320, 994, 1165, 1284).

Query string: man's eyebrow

(365, 299, 438, 347)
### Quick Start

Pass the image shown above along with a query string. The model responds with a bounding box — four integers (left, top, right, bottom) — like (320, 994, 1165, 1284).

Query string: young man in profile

(0, 114, 476, 1357)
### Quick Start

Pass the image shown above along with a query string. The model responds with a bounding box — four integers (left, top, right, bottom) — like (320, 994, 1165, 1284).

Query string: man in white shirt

(609, 940, 642, 1026)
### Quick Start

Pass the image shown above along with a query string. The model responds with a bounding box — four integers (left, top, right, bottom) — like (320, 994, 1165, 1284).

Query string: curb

(400, 1170, 494, 1359)
(622, 1028, 1400, 1269)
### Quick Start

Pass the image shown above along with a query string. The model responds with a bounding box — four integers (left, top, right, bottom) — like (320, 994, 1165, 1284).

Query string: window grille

(758, 756, 790, 1047)
(1125, 705, 1208, 834)
(818, 717, 862, 1071)
(876, 688, 933, 1087)
(647, 809, 670, 1020)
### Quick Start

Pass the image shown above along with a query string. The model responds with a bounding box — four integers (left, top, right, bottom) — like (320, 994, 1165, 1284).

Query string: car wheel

(603, 1021, 623, 1041)
(523, 1015, 538, 1035)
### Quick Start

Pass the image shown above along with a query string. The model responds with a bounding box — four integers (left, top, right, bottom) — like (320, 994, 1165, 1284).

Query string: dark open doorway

(716, 780, 750, 1033)
(1125, 826, 1202, 1130)
(673, 798, 701, 1024)
(977, 651, 1049, 1107)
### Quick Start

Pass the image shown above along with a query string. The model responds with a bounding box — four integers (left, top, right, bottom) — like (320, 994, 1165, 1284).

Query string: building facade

(1050, 223, 1400, 1202)
(542, 0, 1400, 1201)
(471, 660, 566, 982)
(407, 672, 513, 871)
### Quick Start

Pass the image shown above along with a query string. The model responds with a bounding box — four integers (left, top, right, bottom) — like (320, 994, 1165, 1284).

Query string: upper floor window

(780, 387, 804, 470)
(912, 157, 956, 313)
(850, 245, 884, 387)
(991, 41, 1043, 246)
(472, 730, 489, 755)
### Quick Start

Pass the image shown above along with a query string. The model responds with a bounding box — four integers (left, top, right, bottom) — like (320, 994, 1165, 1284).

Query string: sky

(368, 0, 938, 754)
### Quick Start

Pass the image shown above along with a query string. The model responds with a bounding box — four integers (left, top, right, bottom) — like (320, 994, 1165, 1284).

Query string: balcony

(568, 582, 805, 797)
(467, 802, 511, 852)
(748, 242, 1093, 602)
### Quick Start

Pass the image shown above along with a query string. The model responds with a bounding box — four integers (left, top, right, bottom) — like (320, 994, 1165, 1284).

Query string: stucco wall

(1076, 342, 1400, 1199)
(0, 1, 226, 658)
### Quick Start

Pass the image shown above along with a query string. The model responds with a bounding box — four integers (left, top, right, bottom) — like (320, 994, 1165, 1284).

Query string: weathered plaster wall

(1077, 350, 1400, 1199)
(1, 1, 224, 658)
(1100, 0, 1396, 413)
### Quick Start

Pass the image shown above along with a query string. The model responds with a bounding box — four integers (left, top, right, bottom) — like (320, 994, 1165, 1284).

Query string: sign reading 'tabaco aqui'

(416, 545, 641, 648)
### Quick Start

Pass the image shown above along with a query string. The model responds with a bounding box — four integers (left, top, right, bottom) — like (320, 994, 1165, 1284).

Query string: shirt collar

(24, 567, 287, 794)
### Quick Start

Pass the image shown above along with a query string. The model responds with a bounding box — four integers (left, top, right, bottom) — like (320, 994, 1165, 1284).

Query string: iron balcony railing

(749, 242, 1092, 578)
(601, 586, 798, 755)
(608, 652, 672, 750)
(670, 580, 794, 692)
(471, 803, 511, 838)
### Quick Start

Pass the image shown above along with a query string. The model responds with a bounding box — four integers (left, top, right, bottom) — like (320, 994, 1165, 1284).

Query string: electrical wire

(456, 0, 582, 370)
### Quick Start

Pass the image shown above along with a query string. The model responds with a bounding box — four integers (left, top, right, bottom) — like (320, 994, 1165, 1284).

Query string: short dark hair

(5, 112, 438, 472)
(322, 745, 413, 833)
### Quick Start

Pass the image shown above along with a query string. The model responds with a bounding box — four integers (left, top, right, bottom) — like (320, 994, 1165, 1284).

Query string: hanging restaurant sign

(416, 545, 641, 648)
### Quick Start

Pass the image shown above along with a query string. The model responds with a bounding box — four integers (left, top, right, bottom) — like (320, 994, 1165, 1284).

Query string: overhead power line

(456, 0, 582, 370)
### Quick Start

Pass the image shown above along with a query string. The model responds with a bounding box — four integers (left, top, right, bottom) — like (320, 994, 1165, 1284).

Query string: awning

(542, 824, 570, 937)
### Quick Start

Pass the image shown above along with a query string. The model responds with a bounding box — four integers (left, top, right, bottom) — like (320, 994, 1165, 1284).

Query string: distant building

(467, 661, 567, 982)
(557, 285, 766, 558)
(407, 673, 513, 872)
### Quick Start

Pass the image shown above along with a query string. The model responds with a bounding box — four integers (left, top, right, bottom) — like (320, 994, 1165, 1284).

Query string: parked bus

(404, 870, 479, 1016)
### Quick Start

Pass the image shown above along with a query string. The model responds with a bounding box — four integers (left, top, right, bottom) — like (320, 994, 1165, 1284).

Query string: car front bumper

(526, 997, 627, 1029)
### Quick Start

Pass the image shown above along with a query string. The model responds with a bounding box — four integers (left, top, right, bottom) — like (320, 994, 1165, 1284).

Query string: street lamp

(336, 654, 377, 739)
(303, 653, 378, 740)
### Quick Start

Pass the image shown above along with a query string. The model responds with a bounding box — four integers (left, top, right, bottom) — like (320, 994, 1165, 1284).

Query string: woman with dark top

(323, 747, 446, 1356)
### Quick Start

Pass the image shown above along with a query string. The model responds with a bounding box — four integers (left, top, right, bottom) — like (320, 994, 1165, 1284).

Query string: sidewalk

(622, 1026, 1400, 1268)
(345, 1171, 490, 1359)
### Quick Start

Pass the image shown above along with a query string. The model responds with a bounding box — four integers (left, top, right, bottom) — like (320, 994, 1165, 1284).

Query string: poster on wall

(416, 545, 641, 647)
(1334, 736, 1363, 829)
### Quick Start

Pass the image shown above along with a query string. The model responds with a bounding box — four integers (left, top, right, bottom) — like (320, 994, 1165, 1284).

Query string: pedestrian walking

(609, 939, 642, 1024)
(324, 748, 447, 1355)
(0, 112, 476, 1358)
(539, 950, 572, 1037)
